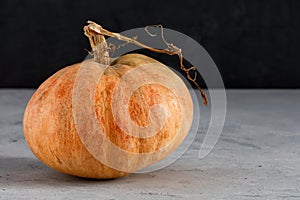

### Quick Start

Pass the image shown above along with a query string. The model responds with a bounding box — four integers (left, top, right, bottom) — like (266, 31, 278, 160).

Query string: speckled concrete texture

(0, 89, 299, 199)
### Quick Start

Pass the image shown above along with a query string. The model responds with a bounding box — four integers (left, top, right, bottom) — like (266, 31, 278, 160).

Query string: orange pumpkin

(23, 22, 195, 179)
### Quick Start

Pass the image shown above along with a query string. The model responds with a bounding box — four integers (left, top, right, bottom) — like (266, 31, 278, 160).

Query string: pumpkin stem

(84, 21, 208, 106)
(84, 22, 110, 65)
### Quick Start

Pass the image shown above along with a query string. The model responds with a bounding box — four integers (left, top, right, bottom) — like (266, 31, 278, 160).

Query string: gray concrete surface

(0, 89, 299, 199)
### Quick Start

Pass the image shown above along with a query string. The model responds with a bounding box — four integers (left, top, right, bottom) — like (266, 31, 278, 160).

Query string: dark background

(1, 0, 299, 88)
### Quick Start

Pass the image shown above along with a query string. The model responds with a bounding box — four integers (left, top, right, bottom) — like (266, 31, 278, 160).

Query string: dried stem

(84, 21, 208, 105)
(84, 23, 110, 65)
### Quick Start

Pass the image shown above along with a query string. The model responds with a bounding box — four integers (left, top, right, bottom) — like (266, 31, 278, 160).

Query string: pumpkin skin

(23, 53, 193, 179)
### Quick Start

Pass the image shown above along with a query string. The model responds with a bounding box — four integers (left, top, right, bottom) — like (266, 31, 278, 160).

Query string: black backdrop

(1, 0, 299, 88)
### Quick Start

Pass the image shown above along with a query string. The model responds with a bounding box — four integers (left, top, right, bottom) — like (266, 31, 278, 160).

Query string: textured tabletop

(0, 89, 299, 200)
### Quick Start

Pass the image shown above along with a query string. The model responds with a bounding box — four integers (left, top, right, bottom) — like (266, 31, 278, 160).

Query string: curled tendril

(145, 25, 207, 105)
(107, 36, 138, 57)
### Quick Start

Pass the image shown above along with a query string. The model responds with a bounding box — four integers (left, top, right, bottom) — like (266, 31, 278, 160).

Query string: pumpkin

(23, 21, 205, 179)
